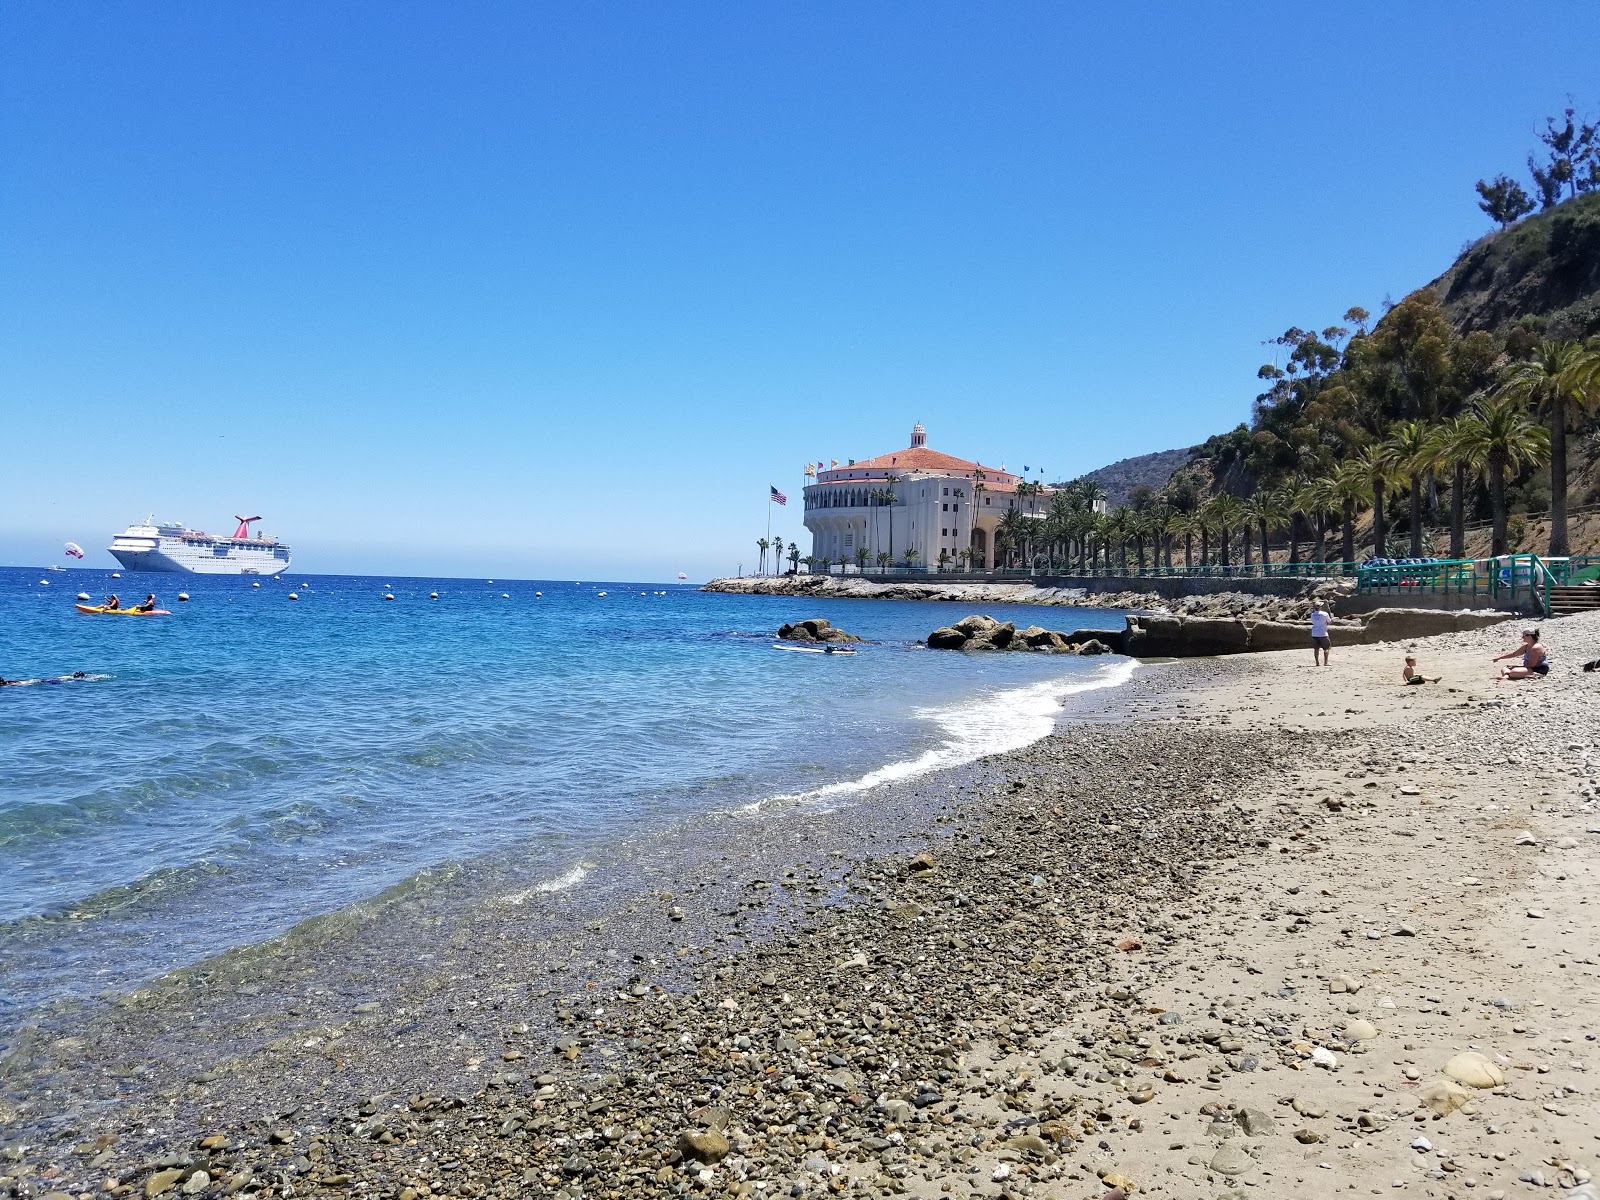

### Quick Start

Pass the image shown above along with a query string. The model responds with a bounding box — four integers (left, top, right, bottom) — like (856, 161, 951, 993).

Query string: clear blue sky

(3, 2, 1596, 579)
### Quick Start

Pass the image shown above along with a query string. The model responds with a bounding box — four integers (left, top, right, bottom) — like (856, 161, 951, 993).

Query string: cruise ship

(107, 516, 292, 576)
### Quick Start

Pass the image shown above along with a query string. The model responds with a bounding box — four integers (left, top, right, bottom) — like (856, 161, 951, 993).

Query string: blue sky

(3, 2, 1596, 579)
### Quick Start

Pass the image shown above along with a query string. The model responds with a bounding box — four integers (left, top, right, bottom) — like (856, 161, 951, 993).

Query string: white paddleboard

(772, 644, 857, 655)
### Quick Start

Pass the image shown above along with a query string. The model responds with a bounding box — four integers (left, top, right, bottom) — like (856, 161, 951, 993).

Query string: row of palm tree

(1038, 337, 1596, 575)
(754, 538, 801, 575)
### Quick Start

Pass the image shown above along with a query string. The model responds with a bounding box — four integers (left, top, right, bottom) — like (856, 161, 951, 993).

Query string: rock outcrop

(775, 618, 861, 644)
(926, 615, 1122, 654)
(927, 607, 1518, 659)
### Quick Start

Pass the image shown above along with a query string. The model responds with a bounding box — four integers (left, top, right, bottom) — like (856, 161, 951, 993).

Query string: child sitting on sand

(1401, 655, 1440, 685)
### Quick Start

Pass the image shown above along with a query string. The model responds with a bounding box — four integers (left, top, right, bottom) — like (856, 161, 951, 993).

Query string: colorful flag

(832, 459, 839, 468)
(770, 486, 787, 506)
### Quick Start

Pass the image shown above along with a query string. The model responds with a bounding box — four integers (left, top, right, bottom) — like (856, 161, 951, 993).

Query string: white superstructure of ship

(108, 516, 292, 576)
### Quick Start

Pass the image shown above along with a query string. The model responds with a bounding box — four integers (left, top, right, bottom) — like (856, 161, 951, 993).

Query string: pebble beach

(4, 610, 1598, 1200)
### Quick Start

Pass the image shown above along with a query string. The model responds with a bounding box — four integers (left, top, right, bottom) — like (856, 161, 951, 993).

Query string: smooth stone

(1209, 1144, 1255, 1176)
(1443, 1051, 1505, 1089)
(146, 1171, 185, 1198)
(1237, 1107, 1276, 1136)
(1418, 1079, 1472, 1115)
(1344, 1018, 1379, 1041)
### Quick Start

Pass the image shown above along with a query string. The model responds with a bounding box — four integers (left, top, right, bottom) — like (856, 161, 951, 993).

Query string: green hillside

(1059, 190, 1600, 566)
(1433, 190, 1600, 340)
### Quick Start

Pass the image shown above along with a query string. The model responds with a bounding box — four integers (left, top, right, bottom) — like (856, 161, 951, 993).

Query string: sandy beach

(4, 610, 1597, 1200)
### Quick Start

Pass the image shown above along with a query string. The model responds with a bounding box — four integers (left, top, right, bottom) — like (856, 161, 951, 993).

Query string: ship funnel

(233, 515, 262, 539)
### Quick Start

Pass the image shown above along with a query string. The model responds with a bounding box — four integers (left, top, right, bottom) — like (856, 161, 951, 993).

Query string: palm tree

(1495, 339, 1600, 556)
(1146, 503, 1174, 569)
(1456, 397, 1551, 555)
(854, 545, 869, 572)
(1352, 446, 1402, 558)
(1243, 492, 1281, 571)
(1424, 416, 1486, 560)
(1205, 495, 1245, 571)
(937, 548, 950, 572)
(1261, 484, 1302, 564)
(997, 509, 1030, 569)
(1169, 511, 1195, 570)
(904, 547, 920, 568)
(875, 550, 891, 570)
(1330, 460, 1370, 566)
(787, 543, 800, 573)
(818, 555, 832, 574)
(1192, 507, 1211, 570)
(1298, 476, 1341, 565)
(1379, 420, 1434, 557)
(756, 538, 770, 575)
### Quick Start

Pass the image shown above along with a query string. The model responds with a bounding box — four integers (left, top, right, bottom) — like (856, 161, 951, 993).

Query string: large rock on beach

(927, 615, 1124, 653)
(776, 618, 861, 643)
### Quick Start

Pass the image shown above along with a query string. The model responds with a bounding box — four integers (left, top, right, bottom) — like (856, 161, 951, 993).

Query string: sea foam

(738, 658, 1138, 814)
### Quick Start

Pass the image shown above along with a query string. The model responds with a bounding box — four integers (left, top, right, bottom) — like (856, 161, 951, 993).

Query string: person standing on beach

(1309, 600, 1332, 667)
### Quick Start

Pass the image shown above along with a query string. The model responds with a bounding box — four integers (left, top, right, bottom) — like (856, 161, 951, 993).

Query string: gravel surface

(4, 612, 1598, 1200)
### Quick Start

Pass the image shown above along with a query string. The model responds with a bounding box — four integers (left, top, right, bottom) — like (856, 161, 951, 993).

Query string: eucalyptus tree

(1456, 397, 1551, 555)
(1379, 420, 1435, 557)
(1495, 339, 1600, 556)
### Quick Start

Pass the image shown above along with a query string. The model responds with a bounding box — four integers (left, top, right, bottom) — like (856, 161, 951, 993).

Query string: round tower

(910, 422, 926, 448)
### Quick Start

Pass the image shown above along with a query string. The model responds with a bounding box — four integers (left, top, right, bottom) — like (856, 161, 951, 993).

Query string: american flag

(770, 485, 787, 506)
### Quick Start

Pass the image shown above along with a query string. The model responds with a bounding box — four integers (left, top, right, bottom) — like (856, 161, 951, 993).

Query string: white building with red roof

(802, 424, 1048, 570)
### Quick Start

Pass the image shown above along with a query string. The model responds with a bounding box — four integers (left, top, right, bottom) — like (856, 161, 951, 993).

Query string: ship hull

(108, 546, 291, 576)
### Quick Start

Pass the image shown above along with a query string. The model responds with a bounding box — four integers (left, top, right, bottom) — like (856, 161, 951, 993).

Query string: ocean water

(0, 566, 1132, 1037)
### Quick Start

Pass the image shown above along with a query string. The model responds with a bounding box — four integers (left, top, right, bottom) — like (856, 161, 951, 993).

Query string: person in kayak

(134, 593, 158, 613)
(103, 594, 121, 610)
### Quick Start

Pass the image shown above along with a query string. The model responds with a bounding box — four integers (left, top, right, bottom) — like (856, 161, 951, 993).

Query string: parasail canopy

(64, 542, 84, 559)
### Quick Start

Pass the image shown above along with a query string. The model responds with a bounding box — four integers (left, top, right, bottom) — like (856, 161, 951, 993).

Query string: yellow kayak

(75, 604, 172, 616)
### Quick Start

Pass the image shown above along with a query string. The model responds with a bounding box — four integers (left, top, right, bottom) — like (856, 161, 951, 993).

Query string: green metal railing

(1354, 553, 1600, 616)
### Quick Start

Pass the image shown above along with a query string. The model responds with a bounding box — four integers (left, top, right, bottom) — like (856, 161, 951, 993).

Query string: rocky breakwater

(927, 613, 1117, 654)
(775, 618, 862, 644)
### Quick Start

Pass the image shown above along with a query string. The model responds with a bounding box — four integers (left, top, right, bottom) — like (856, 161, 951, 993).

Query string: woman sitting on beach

(1401, 655, 1440, 685)
(1493, 629, 1549, 680)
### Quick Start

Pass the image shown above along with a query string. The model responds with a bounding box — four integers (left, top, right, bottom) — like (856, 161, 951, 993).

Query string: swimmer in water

(2, 671, 96, 687)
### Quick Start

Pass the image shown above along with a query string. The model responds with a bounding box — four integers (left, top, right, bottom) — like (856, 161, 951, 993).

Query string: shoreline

(700, 573, 1343, 620)
(2, 617, 1597, 1200)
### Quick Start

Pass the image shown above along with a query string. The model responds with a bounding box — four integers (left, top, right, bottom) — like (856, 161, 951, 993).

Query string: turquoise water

(0, 566, 1130, 1033)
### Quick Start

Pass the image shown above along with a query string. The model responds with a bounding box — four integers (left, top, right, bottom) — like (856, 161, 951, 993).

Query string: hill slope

(1431, 189, 1600, 339)
(1063, 447, 1191, 508)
